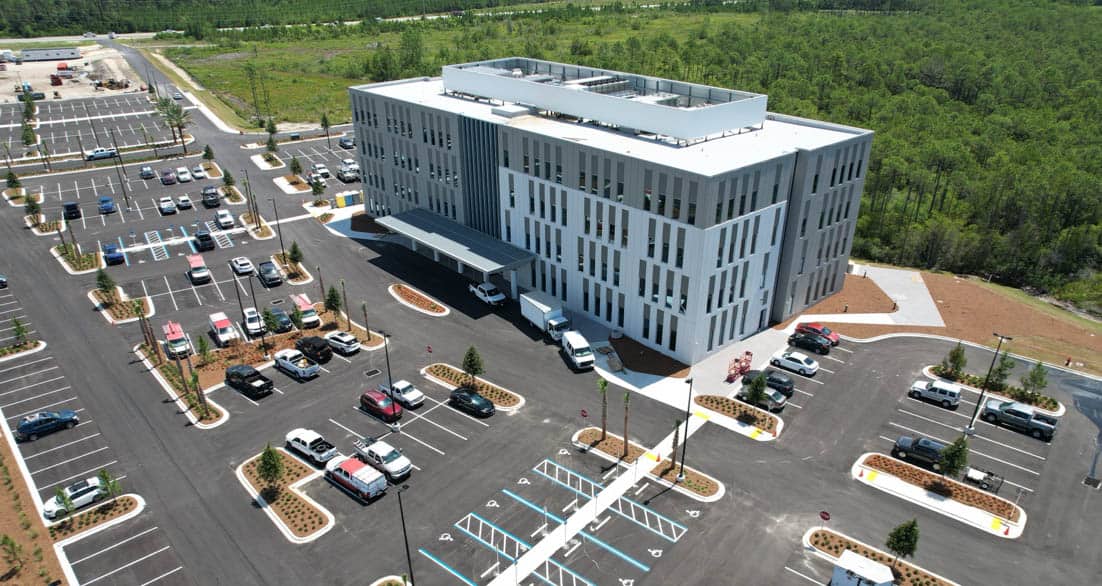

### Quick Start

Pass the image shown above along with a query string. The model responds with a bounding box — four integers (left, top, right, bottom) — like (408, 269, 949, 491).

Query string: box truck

(520, 291, 571, 341)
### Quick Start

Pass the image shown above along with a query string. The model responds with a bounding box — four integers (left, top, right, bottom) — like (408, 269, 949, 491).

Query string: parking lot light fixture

(965, 332, 1013, 435)
(245, 273, 268, 358)
(270, 198, 286, 261)
(396, 484, 416, 586)
(678, 377, 693, 482)
(361, 301, 371, 339)
(378, 331, 395, 391)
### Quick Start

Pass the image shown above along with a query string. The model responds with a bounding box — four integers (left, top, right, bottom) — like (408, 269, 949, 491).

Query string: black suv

(194, 230, 215, 251)
(788, 332, 831, 355)
(62, 202, 81, 220)
(268, 307, 293, 333)
(891, 436, 947, 471)
(225, 365, 274, 399)
(201, 186, 221, 208)
(742, 369, 795, 397)
(295, 336, 333, 364)
(257, 261, 282, 287)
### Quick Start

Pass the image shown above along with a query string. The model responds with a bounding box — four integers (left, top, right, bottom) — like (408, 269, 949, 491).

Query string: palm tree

(320, 112, 331, 149)
(622, 391, 631, 459)
(164, 103, 192, 154)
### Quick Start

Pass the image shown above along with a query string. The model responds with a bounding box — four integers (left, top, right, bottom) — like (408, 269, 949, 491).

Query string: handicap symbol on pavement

(686, 509, 701, 518)
(439, 533, 453, 542)
(517, 477, 530, 485)
(618, 580, 634, 586)
(486, 500, 500, 508)
(648, 549, 663, 558)
(558, 449, 569, 456)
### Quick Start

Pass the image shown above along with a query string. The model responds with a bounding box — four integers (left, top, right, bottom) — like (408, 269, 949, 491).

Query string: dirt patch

(864, 454, 1018, 522)
(576, 427, 718, 497)
(349, 212, 392, 234)
(48, 496, 138, 542)
(426, 363, 520, 408)
(0, 431, 67, 583)
(774, 273, 897, 329)
(819, 272, 1102, 375)
(242, 451, 326, 538)
(608, 335, 689, 378)
(694, 395, 780, 434)
(809, 528, 952, 586)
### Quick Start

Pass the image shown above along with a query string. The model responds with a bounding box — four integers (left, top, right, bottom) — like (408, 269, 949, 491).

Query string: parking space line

(39, 460, 119, 491)
(7, 396, 79, 420)
(895, 408, 1046, 460)
(382, 426, 444, 456)
(794, 388, 814, 397)
(0, 365, 58, 385)
(161, 276, 179, 311)
(823, 355, 846, 364)
(0, 357, 53, 375)
(781, 371, 824, 385)
(818, 367, 835, 374)
(874, 435, 1035, 493)
(400, 402, 468, 441)
(188, 281, 202, 305)
(83, 546, 172, 586)
(834, 346, 854, 354)
(0, 375, 67, 397)
(24, 433, 101, 460)
(139, 566, 184, 586)
(883, 425, 1041, 476)
(0, 385, 72, 409)
(209, 275, 226, 302)
(31, 446, 111, 475)
(784, 401, 803, 409)
(329, 418, 365, 439)
(784, 566, 822, 584)
(420, 394, 492, 428)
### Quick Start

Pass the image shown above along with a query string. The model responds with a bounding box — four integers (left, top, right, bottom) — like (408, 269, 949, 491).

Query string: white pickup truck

(273, 349, 320, 380)
(208, 312, 239, 347)
(377, 379, 425, 408)
(469, 281, 506, 305)
(285, 428, 337, 465)
(353, 437, 413, 481)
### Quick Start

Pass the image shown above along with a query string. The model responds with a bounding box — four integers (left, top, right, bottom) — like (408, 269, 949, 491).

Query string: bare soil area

(609, 335, 690, 378)
(0, 44, 145, 102)
(774, 273, 897, 329)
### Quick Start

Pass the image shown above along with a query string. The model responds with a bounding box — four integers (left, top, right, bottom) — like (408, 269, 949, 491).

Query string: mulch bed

(809, 528, 953, 586)
(202, 162, 222, 178)
(316, 213, 334, 223)
(241, 212, 272, 238)
(576, 427, 719, 497)
(153, 361, 224, 424)
(608, 335, 690, 378)
(694, 395, 780, 434)
(274, 253, 309, 284)
(242, 451, 326, 538)
(54, 244, 98, 271)
(392, 284, 447, 314)
(283, 174, 311, 192)
(49, 496, 138, 542)
(93, 289, 149, 320)
(224, 186, 244, 203)
(864, 454, 1019, 522)
(0, 433, 66, 582)
(930, 365, 1058, 411)
(426, 363, 520, 407)
(0, 340, 37, 357)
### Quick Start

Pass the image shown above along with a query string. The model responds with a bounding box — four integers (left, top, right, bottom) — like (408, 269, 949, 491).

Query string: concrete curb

(26, 214, 65, 236)
(0, 340, 47, 364)
(240, 215, 276, 240)
(920, 365, 1066, 417)
(87, 287, 155, 325)
(850, 452, 1025, 539)
(223, 185, 248, 206)
(273, 175, 312, 195)
(234, 448, 335, 544)
(50, 245, 102, 275)
(132, 344, 229, 430)
(419, 363, 525, 413)
(691, 397, 782, 441)
(800, 526, 961, 586)
(52, 494, 147, 586)
(271, 255, 313, 285)
(387, 284, 450, 317)
(250, 153, 285, 170)
(570, 428, 725, 503)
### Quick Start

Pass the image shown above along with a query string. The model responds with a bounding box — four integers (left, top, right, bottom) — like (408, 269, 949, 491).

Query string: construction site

(0, 43, 145, 103)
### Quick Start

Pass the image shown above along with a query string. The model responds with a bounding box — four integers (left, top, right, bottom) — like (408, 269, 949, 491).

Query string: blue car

(98, 196, 116, 214)
(102, 243, 125, 265)
(15, 410, 80, 441)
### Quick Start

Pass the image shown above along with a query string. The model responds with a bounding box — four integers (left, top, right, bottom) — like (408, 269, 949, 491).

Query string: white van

(561, 331, 595, 370)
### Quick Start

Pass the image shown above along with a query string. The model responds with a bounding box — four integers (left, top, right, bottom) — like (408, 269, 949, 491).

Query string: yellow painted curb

(866, 471, 879, 481)
(642, 452, 659, 462)
(990, 518, 1002, 531)
(749, 429, 762, 439)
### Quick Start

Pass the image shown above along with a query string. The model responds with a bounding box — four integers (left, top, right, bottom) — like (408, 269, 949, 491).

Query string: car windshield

(819, 326, 832, 335)
(378, 396, 393, 408)
(302, 308, 317, 317)
(382, 450, 401, 463)
(802, 357, 814, 366)
(574, 346, 593, 357)
(168, 338, 187, 349)
(218, 326, 233, 335)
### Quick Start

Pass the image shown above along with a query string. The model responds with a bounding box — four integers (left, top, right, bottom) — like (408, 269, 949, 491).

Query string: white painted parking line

(480, 562, 500, 579)
(782, 371, 824, 385)
(0, 365, 59, 385)
(39, 460, 119, 491)
(271, 386, 285, 395)
(139, 566, 184, 586)
(419, 393, 492, 427)
(784, 566, 822, 584)
(24, 433, 102, 460)
(83, 546, 172, 585)
(329, 418, 364, 439)
(70, 526, 160, 565)
(7, 397, 79, 420)
(0, 375, 66, 397)
(834, 346, 854, 354)
(31, 446, 111, 475)
(382, 426, 444, 456)
(895, 408, 1046, 460)
(823, 355, 846, 364)
(0, 319, 33, 333)
(160, 276, 178, 311)
(318, 365, 331, 374)
(784, 401, 803, 409)
(880, 429, 1041, 478)
(818, 367, 835, 374)
(794, 388, 814, 398)
(0, 385, 72, 409)
(401, 403, 468, 441)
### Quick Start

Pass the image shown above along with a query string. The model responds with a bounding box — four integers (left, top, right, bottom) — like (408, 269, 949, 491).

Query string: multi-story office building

(349, 58, 872, 364)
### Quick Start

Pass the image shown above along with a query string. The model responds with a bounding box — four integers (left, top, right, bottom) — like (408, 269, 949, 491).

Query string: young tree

(202, 144, 215, 161)
(939, 435, 969, 477)
(5, 171, 18, 189)
(325, 285, 342, 314)
(10, 318, 28, 347)
(310, 177, 325, 197)
(940, 341, 967, 379)
(320, 112, 331, 149)
(621, 391, 631, 459)
(1, 534, 23, 572)
(262, 308, 278, 333)
(97, 468, 121, 503)
(23, 197, 40, 226)
(597, 378, 608, 442)
(265, 118, 277, 137)
(266, 134, 278, 153)
(988, 352, 1017, 392)
(222, 169, 236, 187)
(257, 443, 284, 498)
(196, 335, 211, 365)
(54, 487, 74, 519)
(288, 241, 304, 265)
(289, 156, 302, 176)
(95, 268, 116, 304)
(290, 307, 304, 330)
(745, 373, 768, 410)
(462, 346, 484, 387)
(1020, 361, 1048, 397)
(21, 122, 35, 146)
(885, 518, 919, 568)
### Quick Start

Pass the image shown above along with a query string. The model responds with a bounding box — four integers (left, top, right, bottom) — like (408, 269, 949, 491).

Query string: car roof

(363, 389, 386, 400)
(226, 364, 255, 375)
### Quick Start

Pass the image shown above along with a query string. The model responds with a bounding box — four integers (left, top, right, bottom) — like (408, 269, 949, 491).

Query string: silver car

(43, 477, 105, 519)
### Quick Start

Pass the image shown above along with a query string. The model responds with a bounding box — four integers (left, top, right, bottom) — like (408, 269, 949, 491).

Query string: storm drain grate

(363, 369, 382, 378)
(1083, 476, 1100, 490)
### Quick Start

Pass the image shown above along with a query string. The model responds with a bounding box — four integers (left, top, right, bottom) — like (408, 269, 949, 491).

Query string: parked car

(215, 209, 234, 229)
(325, 455, 387, 501)
(982, 400, 1057, 440)
(97, 196, 116, 214)
(101, 243, 125, 265)
(84, 147, 116, 161)
(172, 91, 184, 100)
(274, 349, 320, 380)
(190, 164, 206, 179)
(62, 202, 81, 219)
(160, 169, 177, 185)
(257, 261, 282, 287)
(295, 336, 332, 363)
(788, 331, 832, 355)
(338, 135, 355, 149)
(158, 196, 177, 215)
(769, 351, 819, 376)
(175, 166, 192, 182)
(891, 435, 947, 471)
(201, 186, 220, 207)
(378, 380, 425, 409)
(742, 369, 795, 397)
(307, 172, 326, 187)
(909, 379, 961, 408)
(735, 385, 787, 412)
(224, 364, 273, 399)
(795, 322, 840, 345)
(139, 165, 156, 180)
(0, 275, 6, 288)
(311, 163, 331, 178)
(286, 428, 337, 465)
(353, 438, 412, 482)
(193, 230, 215, 252)
(360, 390, 403, 422)
(449, 387, 495, 417)
(324, 330, 360, 354)
(208, 312, 238, 346)
(43, 477, 105, 519)
(230, 256, 254, 275)
(469, 281, 506, 305)
(176, 194, 193, 209)
(15, 410, 79, 441)
(268, 307, 293, 333)
(243, 307, 265, 337)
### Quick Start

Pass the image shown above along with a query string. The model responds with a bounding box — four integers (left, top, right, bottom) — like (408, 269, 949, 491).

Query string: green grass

(0, 40, 96, 49)
(137, 47, 254, 131)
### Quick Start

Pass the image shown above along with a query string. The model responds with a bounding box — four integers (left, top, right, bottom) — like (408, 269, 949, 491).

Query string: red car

(795, 322, 840, 345)
(360, 390, 403, 422)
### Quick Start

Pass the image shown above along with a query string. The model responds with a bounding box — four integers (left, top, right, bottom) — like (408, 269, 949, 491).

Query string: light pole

(965, 332, 1013, 435)
(378, 330, 394, 390)
(245, 273, 269, 358)
(678, 377, 693, 482)
(270, 197, 286, 260)
(395, 484, 416, 585)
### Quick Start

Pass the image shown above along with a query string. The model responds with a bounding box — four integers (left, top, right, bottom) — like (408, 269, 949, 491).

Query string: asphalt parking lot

(62, 510, 187, 585)
(2, 93, 174, 158)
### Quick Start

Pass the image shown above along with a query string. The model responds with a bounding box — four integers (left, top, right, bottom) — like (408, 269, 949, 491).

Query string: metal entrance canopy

(375, 208, 534, 275)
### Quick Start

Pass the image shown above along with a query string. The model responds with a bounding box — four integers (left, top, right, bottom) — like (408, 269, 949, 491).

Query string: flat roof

(376, 208, 534, 274)
(354, 78, 868, 176)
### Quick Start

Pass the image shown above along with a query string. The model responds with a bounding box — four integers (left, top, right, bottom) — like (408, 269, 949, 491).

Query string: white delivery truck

(561, 330, 595, 370)
(520, 291, 571, 341)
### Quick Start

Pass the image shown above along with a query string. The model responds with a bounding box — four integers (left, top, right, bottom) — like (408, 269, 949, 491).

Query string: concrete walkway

(802, 264, 944, 328)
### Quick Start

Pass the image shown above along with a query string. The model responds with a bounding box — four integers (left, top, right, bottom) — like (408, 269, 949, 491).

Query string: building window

(642, 305, 651, 339)
(617, 294, 625, 327)
(582, 279, 590, 312)
(812, 173, 819, 193)
(655, 310, 664, 345)
(668, 316, 678, 352)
